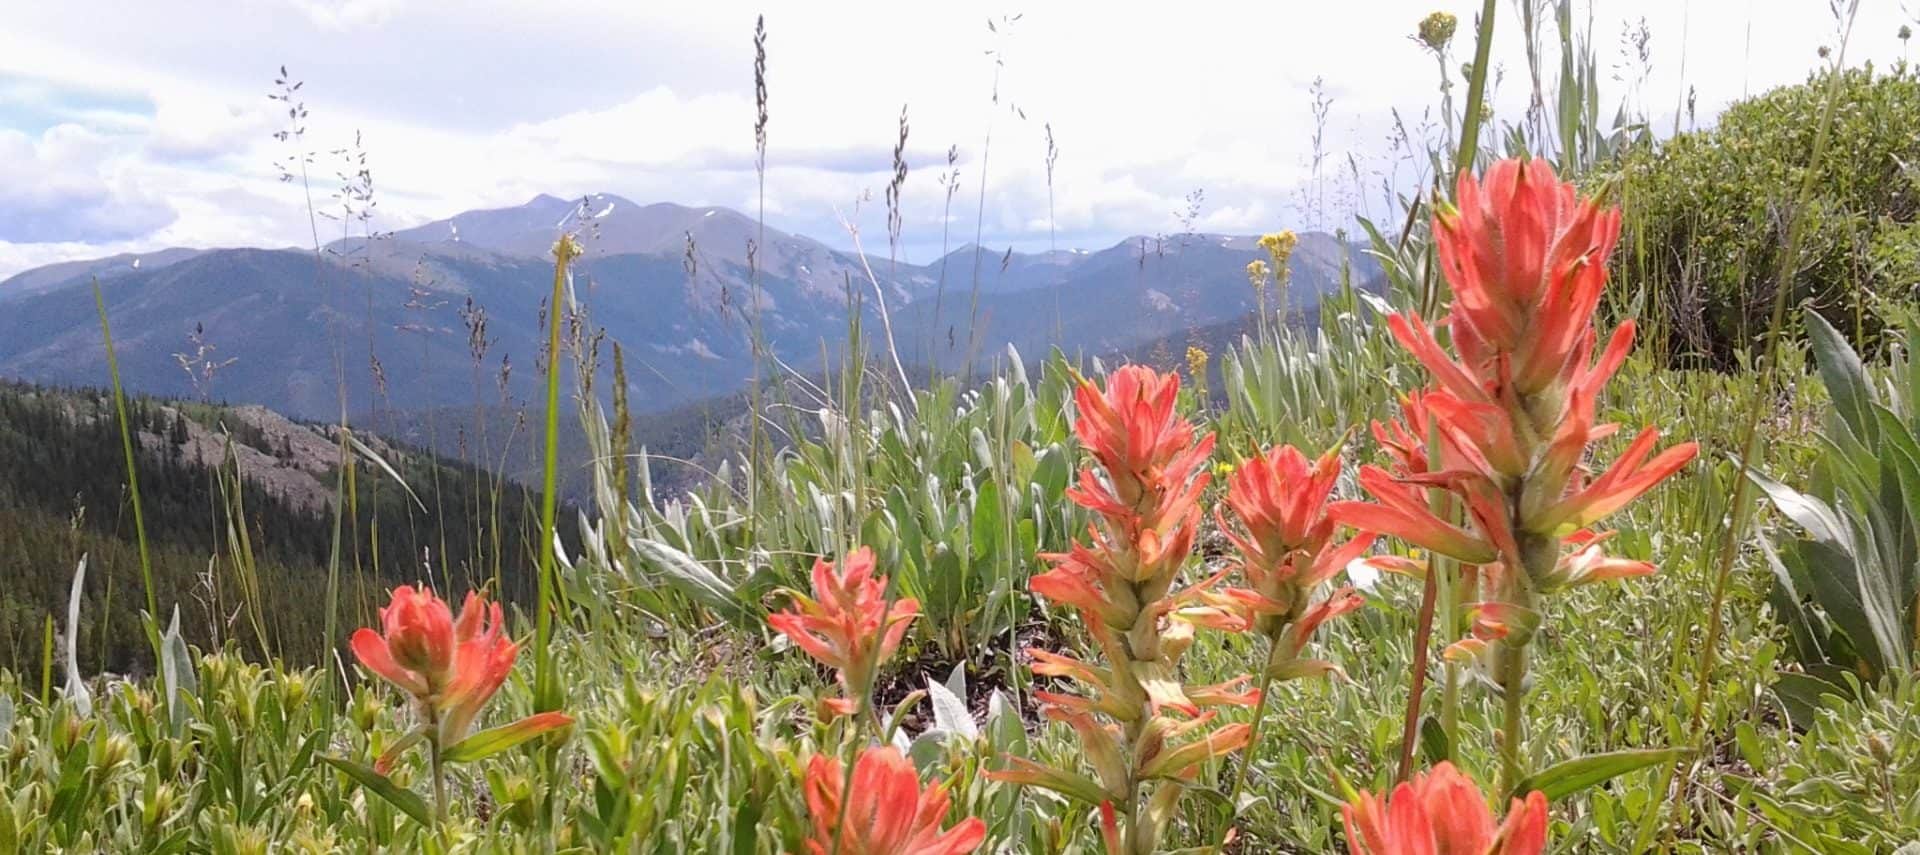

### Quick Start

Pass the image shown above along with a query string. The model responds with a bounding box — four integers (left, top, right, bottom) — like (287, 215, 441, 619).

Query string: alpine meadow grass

(5, 4, 1920, 853)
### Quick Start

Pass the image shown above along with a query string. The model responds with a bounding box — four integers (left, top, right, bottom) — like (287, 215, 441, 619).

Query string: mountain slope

(0, 247, 207, 302)
(0, 195, 1373, 422)
(0, 381, 559, 673)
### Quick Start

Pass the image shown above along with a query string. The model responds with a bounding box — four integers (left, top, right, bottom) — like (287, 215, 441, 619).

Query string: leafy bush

(1753, 309, 1920, 723)
(1614, 63, 1920, 366)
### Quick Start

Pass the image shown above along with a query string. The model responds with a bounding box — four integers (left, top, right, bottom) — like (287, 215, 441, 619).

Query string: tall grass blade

(92, 280, 156, 622)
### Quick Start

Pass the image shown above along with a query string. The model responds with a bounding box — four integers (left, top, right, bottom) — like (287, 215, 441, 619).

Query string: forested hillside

(0, 382, 561, 674)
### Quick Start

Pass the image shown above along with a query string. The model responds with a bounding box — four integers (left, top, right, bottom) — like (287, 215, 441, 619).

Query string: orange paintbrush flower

(1429, 157, 1621, 397)
(997, 366, 1253, 854)
(769, 547, 919, 716)
(1343, 762, 1548, 855)
(351, 586, 560, 746)
(1213, 441, 1374, 687)
(1219, 444, 1376, 605)
(803, 746, 986, 855)
(349, 586, 573, 816)
(1070, 365, 1216, 521)
(1344, 158, 1696, 590)
(1343, 157, 1698, 795)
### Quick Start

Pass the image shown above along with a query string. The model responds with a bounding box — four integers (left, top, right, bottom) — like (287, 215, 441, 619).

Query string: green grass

(6, 4, 1920, 852)
(2, 331, 1911, 851)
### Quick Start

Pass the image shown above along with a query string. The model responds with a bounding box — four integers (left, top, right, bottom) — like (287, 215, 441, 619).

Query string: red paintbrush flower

(1343, 762, 1549, 855)
(769, 547, 919, 716)
(351, 586, 573, 785)
(1342, 158, 1695, 591)
(804, 746, 986, 855)
(1212, 441, 1375, 688)
(1340, 157, 1699, 796)
(997, 366, 1252, 854)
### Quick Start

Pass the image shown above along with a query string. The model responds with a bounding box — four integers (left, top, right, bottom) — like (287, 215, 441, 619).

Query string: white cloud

(0, 124, 177, 243)
(0, 0, 1911, 279)
(282, 0, 406, 31)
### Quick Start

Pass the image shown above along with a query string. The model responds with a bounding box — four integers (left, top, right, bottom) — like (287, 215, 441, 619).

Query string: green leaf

(320, 755, 434, 827)
(731, 797, 764, 855)
(1515, 747, 1691, 801)
(1418, 715, 1452, 767)
(627, 537, 751, 623)
(971, 480, 1002, 562)
(1743, 460, 1849, 547)
(441, 713, 575, 763)
(926, 674, 978, 740)
(1774, 671, 1852, 729)
(1805, 308, 1876, 445)
(1786, 536, 1892, 677)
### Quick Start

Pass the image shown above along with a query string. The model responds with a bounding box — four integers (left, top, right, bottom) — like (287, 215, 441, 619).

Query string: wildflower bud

(350, 687, 380, 732)
(377, 585, 456, 678)
(282, 672, 309, 709)
(1417, 11, 1457, 52)
(1246, 259, 1271, 292)
(91, 732, 135, 771)
(204, 653, 232, 689)
(768, 547, 919, 716)
(1868, 732, 1893, 765)
(143, 781, 179, 830)
(56, 710, 84, 754)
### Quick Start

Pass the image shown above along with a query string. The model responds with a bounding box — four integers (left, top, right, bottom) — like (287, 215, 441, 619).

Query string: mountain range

(0, 193, 1376, 425)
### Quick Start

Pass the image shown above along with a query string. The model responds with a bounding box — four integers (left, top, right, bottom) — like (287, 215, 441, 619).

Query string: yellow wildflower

(1256, 231, 1299, 284)
(1417, 11, 1457, 53)
(1185, 346, 1210, 382)
(1245, 259, 1271, 292)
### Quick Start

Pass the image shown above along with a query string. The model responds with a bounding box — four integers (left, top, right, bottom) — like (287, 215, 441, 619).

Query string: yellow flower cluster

(1185, 345, 1209, 382)
(1245, 259, 1271, 292)
(1417, 11, 1457, 52)
(1256, 231, 1298, 285)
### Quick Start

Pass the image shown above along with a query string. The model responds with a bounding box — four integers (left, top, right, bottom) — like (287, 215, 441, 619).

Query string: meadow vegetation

(2, 3, 1919, 853)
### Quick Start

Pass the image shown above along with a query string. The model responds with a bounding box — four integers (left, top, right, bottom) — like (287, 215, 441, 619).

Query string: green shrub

(1614, 63, 1920, 366)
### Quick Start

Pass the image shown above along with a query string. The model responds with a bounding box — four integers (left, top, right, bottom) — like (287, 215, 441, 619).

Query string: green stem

(1495, 631, 1531, 796)
(428, 735, 448, 826)
(533, 236, 576, 841)
(1121, 712, 1149, 855)
(1209, 638, 1285, 853)
(1451, 0, 1498, 191)
(1440, 659, 1462, 766)
(93, 281, 156, 623)
(1495, 545, 1541, 797)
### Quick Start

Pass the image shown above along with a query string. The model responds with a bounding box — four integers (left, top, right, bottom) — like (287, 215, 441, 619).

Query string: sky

(0, 0, 1912, 279)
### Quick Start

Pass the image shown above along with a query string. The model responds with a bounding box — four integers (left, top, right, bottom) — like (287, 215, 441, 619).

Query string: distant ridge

(0, 193, 1377, 421)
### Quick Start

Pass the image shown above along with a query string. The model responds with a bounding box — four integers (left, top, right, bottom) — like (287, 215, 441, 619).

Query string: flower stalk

(1205, 442, 1373, 848)
(1334, 157, 1698, 793)
(991, 367, 1255, 855)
